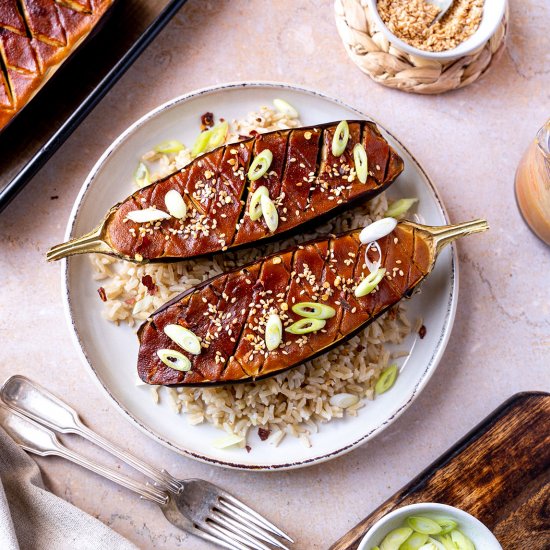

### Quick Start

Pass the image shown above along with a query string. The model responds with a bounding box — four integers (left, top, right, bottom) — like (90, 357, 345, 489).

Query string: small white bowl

(366, 0, 506, 61)
(358, 503, 502, 550)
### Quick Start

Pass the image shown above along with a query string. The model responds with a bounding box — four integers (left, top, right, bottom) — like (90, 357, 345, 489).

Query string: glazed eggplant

(137, 219, 488, 386)
(47, 121, 403, 263)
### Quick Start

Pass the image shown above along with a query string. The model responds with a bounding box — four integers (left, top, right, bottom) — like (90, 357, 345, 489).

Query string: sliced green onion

(212, 433, 245, 449)
(332, 120, 350, 157)
(354, 267, 386, 297)
(163, 325, 201, 355)
(273, 98, 299, 118)
(385, 198, 419, 219)
(433, 534, 456, 550)
(154, 139, 184, 154)
(191, 129, 212, 157)
(400, 532, 429, 550)
(134, 162, 150, 188)
(353, 143, 368, 183)
(265, 313, 283, 351)
(420, 538, 446, 550)
(379, 526, 413, 550)
(433, 517, 458, 535)
(164, 189, 187, 219)
(208, 121, 229, 149)
(286, 318, 326, 335)
(375, 364, 398, 395)
(292, 302, 336, 320)
(260, 194, 279, 232)
(450, 530, 475, 550)
(248, 186, 269, 221)
(248, 149, 273, 181)
(359, 218, 398, 244)
(156, 349, 191, 372)
(126, 207, 171, 223)
(407, 517, 442, 536)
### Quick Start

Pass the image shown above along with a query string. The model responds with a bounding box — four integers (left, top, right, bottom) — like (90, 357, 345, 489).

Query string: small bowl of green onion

(357, 503, 502, 550)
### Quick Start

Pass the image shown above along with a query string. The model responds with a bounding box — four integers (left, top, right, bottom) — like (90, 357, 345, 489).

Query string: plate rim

(61, 81, 458, 470)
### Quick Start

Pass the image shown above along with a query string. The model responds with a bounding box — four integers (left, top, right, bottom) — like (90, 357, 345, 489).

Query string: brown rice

(90, 105, 414, 448)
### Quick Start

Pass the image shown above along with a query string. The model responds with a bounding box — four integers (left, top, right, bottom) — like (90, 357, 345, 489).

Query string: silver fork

(0, 376, 292, 550)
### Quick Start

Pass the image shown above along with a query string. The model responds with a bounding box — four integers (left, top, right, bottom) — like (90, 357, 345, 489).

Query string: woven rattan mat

(335, 0, 508, 94)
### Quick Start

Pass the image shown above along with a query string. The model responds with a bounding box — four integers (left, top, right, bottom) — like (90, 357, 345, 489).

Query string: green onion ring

(260, 194, 279, 232)
(354, 268, 386, 297)
(208, 121, 229, 149)
(385, 198, 419, 219)
(154, 140, 184, 154)
(134, 162, 150, 188)
(332, 120, 350, 156)
(156, 349, 192, 372)
(285, 318, 326, 335)
(375, 364, 398, 395)
(163, 324, 201, 355)
(248, 149, 273, 181)
(248, 186, 269, 221)
(353, 143, 368, 183)
(191, 129, 213, 157)
(273, 98, 299, 118)
(292, 302, 336, 320)
(265, 314, 283, 351)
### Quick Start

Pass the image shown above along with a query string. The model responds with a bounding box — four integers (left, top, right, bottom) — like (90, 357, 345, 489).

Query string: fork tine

(211, 510, 289, 550)
(219, 494, 294, 543)
(193, 526, 245, 550)
(209, 510, 277, 550)
(203, 521, 260, 550)
(199, 522, 250, 550)
(215, 502, 290, 550)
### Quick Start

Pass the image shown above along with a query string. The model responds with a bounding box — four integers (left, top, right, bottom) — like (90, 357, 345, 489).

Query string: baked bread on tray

(0, 0, 114, 131)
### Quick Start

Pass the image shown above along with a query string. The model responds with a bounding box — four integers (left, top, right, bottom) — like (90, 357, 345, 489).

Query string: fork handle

(75, 422, 182, 493)
(25, 440, 169, 506)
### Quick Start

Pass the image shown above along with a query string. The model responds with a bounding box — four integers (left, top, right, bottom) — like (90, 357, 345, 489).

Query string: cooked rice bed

(91, 106, 413, 448)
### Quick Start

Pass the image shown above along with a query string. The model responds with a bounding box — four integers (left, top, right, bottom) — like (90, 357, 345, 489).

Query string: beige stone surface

(0, 0, 549, 548)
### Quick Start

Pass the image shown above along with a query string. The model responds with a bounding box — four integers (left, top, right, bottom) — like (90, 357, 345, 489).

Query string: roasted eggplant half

(137, 219, 488, 386)
(47, 120, 403, 263)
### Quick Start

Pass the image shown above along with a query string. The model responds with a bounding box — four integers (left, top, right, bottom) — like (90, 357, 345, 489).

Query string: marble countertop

(0, 1, 548, 548)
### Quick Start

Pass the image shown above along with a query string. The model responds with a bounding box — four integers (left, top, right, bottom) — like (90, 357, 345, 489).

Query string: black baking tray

(0, 0, 188, 213)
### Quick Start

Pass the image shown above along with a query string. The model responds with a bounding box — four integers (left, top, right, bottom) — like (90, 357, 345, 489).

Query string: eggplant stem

(46, 224, 112, 261)
(427, 218, 489, 254)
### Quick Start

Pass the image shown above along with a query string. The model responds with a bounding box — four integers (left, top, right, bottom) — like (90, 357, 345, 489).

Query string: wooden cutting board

(330, 392, 550, 550)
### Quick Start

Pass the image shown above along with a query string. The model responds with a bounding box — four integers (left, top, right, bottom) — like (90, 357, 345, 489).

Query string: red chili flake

(355, 345, 365, 353)
(418, 325, 427, 339)
(125, 297, 136, 306)
(258, 428, 271, 441)
(141, 275, 157, 295)
(136, 235, 151, 253)
(97, 287, 107, 302)
(249, 129, 258, 136)
(201, 112, 214, 127)
(245, 445, 251, 453)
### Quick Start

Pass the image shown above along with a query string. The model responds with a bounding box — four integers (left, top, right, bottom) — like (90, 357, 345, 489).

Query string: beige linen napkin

(0, 427, 138, 550)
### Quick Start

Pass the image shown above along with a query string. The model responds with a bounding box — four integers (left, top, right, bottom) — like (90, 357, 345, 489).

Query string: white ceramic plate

(62, 82, 457, 470)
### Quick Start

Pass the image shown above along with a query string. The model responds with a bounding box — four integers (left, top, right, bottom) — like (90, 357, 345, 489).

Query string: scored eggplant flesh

(137, 221, 444, 386)
(47, 121, 403, 262)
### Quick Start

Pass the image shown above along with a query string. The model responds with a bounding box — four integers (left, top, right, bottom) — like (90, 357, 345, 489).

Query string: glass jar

(515, 120, 550, 245)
